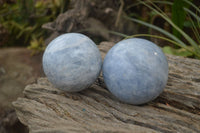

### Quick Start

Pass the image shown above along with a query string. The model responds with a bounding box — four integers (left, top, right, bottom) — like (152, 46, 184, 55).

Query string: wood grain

(13, 42, 200, 133)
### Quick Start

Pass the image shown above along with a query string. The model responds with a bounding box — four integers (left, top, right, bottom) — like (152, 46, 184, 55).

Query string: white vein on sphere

(47, 37, 89, 54)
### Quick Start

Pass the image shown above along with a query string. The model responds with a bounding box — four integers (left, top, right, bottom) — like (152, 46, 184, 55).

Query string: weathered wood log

(42, 0, 137, 45)
(13, 42, 200, 133)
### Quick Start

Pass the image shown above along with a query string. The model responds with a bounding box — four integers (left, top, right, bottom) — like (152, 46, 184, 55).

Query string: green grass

(123, 0, 200, 59)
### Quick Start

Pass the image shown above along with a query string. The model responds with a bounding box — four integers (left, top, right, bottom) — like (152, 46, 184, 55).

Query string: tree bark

(13, 42, 200, 133)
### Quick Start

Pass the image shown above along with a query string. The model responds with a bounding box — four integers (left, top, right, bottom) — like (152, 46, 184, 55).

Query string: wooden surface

(13, 42, 200, 133)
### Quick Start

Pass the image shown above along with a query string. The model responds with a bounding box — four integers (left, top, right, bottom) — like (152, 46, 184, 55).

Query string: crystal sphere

(103, 38, 168, 105)
(43, 33, 102, 92)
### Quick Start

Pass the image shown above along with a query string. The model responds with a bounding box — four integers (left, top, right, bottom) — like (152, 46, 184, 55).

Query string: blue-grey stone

(103, 38, 168, 105)
(43, 33, 102, 92)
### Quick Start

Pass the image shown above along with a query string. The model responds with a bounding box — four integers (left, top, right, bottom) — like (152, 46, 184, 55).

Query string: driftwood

(13, 42, 200, 133)
(42, 0, 137, 45)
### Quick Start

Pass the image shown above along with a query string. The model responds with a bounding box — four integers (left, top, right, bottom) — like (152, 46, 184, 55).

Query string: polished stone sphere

(103, 38, 168, 105)
(43, 33, 102, 92)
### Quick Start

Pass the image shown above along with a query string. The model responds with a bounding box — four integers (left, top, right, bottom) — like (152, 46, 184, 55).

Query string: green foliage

(124, 0, 200, 59)
(0, 0, 69, 53)
(28, 37, 45, 55)
(172, 0, 190, 39)
(17, 0, 35, 21)
(162, 46, 193, 57)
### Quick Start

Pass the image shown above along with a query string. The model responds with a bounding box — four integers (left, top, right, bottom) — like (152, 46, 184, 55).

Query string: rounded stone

(43, 33, 102, 92)
(102, 38, 168, 105)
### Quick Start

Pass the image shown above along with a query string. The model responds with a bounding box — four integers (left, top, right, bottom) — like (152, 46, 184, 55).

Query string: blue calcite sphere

(43, 33, 102, 92)
(103, 38, 168, 105)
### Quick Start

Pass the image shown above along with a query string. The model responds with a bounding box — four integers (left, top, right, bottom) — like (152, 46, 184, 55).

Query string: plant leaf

(172, 0, 188, 38)
(124, 16, 187, 47)
(163, 46, 193, 57)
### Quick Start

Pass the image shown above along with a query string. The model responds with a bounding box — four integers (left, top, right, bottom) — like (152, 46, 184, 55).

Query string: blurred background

(0, 0, 199, 132)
